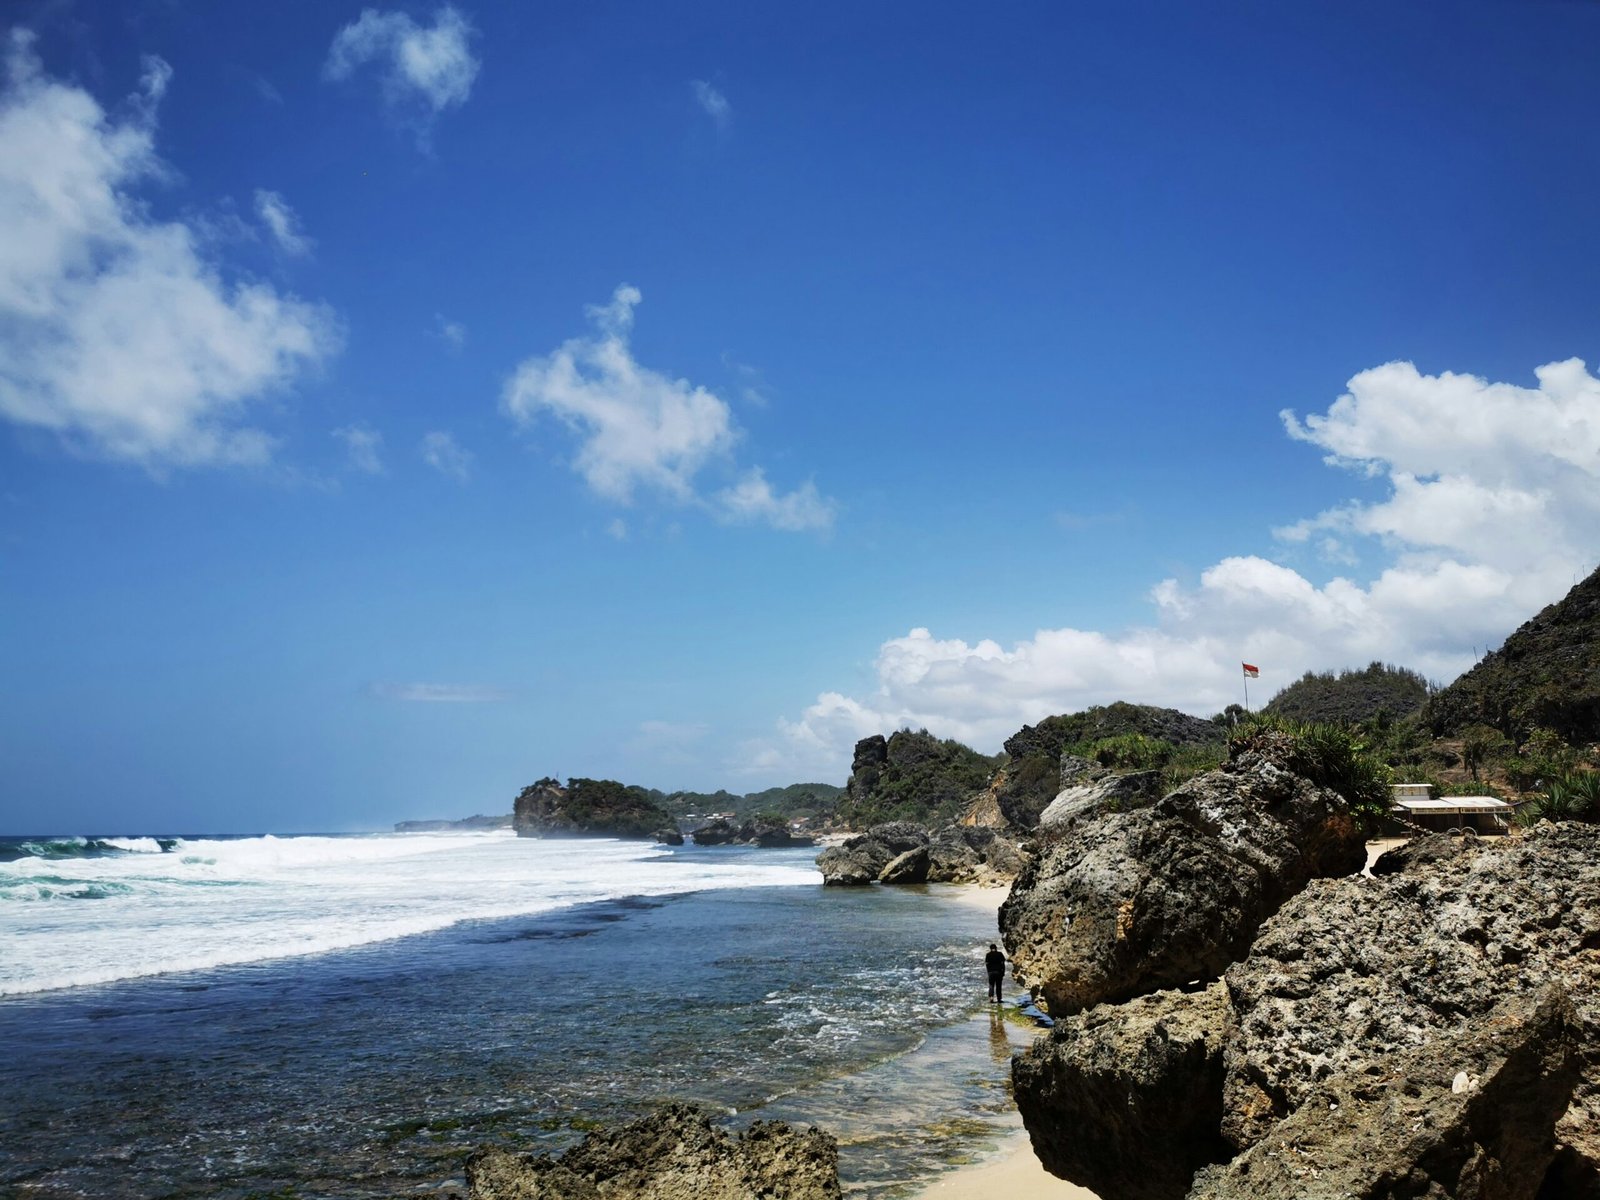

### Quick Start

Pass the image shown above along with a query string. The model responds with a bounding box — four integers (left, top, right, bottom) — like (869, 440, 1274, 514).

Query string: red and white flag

(1242, 663, 1259, 678)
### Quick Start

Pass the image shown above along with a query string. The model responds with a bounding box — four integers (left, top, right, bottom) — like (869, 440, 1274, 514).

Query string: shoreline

(907, 881, 1100, 1200)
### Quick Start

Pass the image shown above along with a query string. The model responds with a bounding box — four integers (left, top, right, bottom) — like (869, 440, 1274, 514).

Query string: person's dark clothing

(985, 948, 1006, 1002)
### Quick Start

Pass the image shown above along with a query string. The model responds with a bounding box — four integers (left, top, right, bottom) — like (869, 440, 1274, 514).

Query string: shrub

(1231, 713, 1393, 834)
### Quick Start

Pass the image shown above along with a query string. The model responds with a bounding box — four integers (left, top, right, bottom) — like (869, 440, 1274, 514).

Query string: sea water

(0, 831, 1031, 1198)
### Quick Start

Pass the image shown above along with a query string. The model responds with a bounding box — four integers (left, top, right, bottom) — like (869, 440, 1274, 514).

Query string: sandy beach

(909, 883, 1100, 1200)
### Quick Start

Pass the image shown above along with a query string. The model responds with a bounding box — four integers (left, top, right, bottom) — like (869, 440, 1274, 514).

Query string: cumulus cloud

(369, 682, 513, 702)
(324, 5, 479, 140)
(745, 358, 1600, 781)
(420, 429, 471, 481)
(0, 33, 340, 469)
(333, 423, 383, 473)
(691, 79, 730, 128)
(253, 189, 312, 256)
(502, 285, 834, 531)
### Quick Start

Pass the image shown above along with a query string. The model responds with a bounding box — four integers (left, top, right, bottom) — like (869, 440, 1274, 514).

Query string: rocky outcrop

(1000, 730, 1365, 1014)
(465, 1103, 839, 1200)
(1219, 824, 1600, 1164)
(816, 822, 929, 885)
(688, 817, 814, 848)
(1190, 988, 1582, 1200)
(1013, 983, 1232, 1200)
(816, 822, 1024, 886)
(514, 778, 676, 841)
(654, 828, 685, 846)
(1036, 769, 1164, 830)
(1011, 823, 1600, 1200)
(836, 731, 997, 829)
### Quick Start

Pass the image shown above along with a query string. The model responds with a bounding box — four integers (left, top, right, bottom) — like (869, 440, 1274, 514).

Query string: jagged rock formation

(837, 731, 997, 829)
(1011, 824, 1600, 1200)
(1012, 982, 1232, 1200)
(465, 1103, 840, 1200)
(689, 817, 813, 848)
(654, 828, 685, 846)
(1423, 563, 1600, 743)
(513, 777, 675, 841)
(815, 822, 1023, 886)
(999, 729, 1364, 1013)
(1036, 768, 1164, 830)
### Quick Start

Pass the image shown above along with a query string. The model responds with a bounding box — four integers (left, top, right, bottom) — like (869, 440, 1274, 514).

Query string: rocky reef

(1009, 821, 1600, 1200)
(465, 1103, 839, 1200)
(513, 777, 676, 841)
(815, 821, 1024, 886)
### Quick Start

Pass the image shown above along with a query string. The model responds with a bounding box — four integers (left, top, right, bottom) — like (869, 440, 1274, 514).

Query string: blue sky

(4, 1, 1600, 833)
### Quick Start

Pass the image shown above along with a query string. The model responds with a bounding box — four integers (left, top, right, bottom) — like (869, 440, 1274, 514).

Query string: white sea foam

(0, 832, 819, 996)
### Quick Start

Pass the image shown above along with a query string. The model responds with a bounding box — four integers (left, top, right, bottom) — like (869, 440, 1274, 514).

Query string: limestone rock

(514, 778, 675, 841)
(879, 845, 930, 884)
(1190, 988, 1583, 1200)
(689, 819, 741, 846)
(1218, 823, 1600, 1178)
(1036, 769, 1165, 830)
(1012, 982, 1232, 1200)
(654, 828, 684, 846)
(465, 1103, 840, 1200)
(999, 731, 1364, 1014)
(815, 822, 928, 886)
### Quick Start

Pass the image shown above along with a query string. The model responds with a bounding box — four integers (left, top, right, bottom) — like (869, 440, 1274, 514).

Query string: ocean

(0, 830, 1031, 1198)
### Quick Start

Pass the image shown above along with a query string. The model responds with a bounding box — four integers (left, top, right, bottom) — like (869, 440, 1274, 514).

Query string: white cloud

(691, 79, 730, 128)
(325, 5, 479, 137)
(747, 357, 1600, 781)
(714, 468, 835, 532)
(370, 682, 512, 702)
(0, 33, 340, 469)
(435, 313, 466, 350)
(333, 423, 383, 473)
(420, 429, 470, 482)
(605, 517, 628, 541)
(502, 285, 834, 532)
(254, 189, 312, 256)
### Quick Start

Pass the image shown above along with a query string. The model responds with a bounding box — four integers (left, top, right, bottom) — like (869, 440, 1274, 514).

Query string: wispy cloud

(369, 682, 514, 703)
(333, 424, 384, 474)
(0, 33, 340, 470)
(434, 313, 466, 350)
(254, 189, 312, 256)
(419, 430, 470, 482)
(691, 79, 730, 129)
(502, 285, 835, 533)
(324, 5, 479, 144)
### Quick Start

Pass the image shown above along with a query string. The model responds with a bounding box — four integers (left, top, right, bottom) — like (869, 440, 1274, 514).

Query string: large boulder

(654, 828, 685, 846)
(815, 823, 929, 886)
(690, 818, 742, 846)
(736, 817, 813, 848)
(1219, 823, 1600, 1175)
(465, 1103, 840, 1200)
(999, 731, 1364, 1013)
(879, 845, 930, 884)
(1037, 769, 1165, 830)
(1012, 982, 1232, 1200)
(1190, 987, 1583, 1200)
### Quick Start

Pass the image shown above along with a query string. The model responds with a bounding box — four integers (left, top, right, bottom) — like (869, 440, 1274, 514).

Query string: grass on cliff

(1230, 713, 1394, 834)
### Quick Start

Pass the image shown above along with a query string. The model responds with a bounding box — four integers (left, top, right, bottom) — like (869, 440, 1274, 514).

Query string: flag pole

(1243, 669, 1249, 714)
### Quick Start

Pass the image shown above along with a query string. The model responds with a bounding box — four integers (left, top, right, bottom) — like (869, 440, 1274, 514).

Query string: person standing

(984, 943, 1006, 1003)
